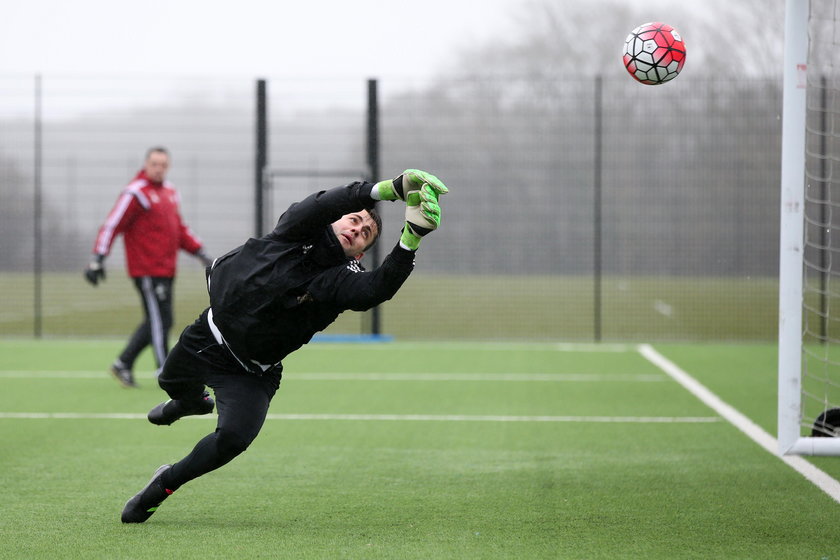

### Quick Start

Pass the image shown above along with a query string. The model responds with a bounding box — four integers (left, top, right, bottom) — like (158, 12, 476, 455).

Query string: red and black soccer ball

(622, 22, 686, 85)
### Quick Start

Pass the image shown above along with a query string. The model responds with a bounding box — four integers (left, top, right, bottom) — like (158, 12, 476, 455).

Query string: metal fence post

(593, 75, 603, 342)
(255, 78, 268, 238)
(367, 78, 381, 337)
(34, 74, 43, 338)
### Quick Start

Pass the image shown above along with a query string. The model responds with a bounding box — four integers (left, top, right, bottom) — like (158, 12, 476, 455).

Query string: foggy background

(0, 0, 788, 341)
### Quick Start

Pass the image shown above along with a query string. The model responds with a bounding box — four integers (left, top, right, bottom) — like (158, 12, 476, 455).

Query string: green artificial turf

(0, 340, 838, 559)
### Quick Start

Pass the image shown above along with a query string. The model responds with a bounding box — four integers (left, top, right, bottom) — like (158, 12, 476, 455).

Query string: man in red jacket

(85, 147, 212, 388)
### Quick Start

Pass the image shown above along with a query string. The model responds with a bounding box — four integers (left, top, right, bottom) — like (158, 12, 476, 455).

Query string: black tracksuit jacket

(206, 181, 414, 373)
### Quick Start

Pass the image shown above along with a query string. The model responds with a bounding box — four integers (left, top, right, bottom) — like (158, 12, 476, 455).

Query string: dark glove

(195, 249, 213, 267)
(84, 254, 106, 286)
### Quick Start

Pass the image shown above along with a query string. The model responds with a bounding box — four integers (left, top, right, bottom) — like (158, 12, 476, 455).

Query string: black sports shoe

(121, 464, 173, 523)
(110, 362, 138, 388)
(147, 392, 215, 426)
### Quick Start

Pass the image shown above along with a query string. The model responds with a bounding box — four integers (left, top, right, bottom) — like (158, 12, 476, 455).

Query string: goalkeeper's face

(332, 210, 379, 260)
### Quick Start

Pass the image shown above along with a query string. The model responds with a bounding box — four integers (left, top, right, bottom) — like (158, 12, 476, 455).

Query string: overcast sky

(1, 0, 532, 79)
(3, 0, 776, 118)
(1, 0, 743, 82)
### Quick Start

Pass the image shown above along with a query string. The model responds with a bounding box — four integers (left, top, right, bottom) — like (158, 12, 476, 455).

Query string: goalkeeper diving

(119, 169, 448, 523)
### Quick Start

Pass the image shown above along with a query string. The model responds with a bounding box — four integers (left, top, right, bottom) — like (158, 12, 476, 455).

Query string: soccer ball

(622, 22, 686, 85)
(812, 408, 840, 437)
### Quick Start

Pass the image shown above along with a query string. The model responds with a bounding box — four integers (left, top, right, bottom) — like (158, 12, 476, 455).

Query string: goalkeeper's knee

(215, 429, 252, 462)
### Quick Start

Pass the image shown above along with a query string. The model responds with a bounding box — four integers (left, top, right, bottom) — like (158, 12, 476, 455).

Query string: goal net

(779, 0, 840, 455)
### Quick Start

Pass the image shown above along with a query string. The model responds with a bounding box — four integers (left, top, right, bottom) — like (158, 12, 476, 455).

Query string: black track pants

(119, 276, 174, 370)
(155, 308, 282, 490)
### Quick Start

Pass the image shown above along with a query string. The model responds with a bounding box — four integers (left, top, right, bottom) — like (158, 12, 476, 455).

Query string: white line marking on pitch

(0, 371, 667, 382)
(0, 412, 720, 423)
(305, 342, 635, 352)
(638, 343, 840, 505)
(296, 373, 666, 382)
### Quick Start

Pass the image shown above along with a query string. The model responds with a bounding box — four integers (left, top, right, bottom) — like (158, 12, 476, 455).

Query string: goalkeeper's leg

(148, 309, 219, 423)
(122, 371, 279, 522)
(161, 369, 279, 491)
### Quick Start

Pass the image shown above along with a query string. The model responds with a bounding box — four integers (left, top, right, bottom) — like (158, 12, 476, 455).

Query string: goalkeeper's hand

(374, 169, 448, 202)
(84, 254, 106, 286)
(400, 183, 444, 251)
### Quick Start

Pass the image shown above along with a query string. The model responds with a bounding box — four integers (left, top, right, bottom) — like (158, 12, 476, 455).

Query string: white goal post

(778, 0, 840, 455)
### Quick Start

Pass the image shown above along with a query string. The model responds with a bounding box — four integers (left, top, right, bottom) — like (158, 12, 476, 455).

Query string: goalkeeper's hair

(364, 206, 383, 251)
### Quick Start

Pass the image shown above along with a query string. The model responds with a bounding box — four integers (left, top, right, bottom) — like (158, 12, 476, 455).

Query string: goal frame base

(782, 437, 840, 456)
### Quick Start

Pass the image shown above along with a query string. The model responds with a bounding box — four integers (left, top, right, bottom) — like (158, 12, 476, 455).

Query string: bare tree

(443, 0, 783, 80)
(375, 0, 784, 276)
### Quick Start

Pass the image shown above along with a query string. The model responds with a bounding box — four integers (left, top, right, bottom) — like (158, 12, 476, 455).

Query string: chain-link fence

(0, 73, 781, 342)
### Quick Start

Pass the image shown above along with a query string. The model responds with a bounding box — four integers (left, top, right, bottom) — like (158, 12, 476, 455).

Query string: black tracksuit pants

(156, 308, 282, 491)
(119, 277, 174, 370)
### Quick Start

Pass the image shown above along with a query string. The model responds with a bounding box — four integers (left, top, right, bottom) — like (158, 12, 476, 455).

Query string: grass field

(1, 339, 839, 559)
(1, 271, 780, 341)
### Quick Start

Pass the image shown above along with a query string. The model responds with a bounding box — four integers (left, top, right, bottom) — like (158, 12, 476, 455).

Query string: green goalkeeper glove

(400, 183, 443, 251)
(374, 169, 448, 202)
